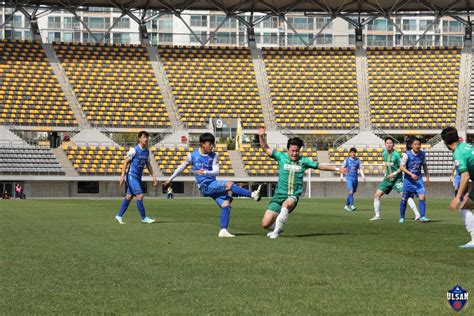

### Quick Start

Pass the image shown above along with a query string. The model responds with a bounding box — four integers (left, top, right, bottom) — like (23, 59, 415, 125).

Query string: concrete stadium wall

(8, 180, 458, 199)
(22, 181, 202, 198)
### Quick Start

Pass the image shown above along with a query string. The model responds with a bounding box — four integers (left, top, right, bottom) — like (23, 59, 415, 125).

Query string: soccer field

(0, 198, 472, 314)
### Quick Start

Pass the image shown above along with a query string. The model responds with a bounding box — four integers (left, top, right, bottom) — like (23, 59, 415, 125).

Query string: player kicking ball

(341, 148, 365, 212)
(163, 133, 262, 238)
(399, 137, 431, 223)
(115, 131, 157, 224)
(442, 127, 474, 248)
(371, 137, 420, 221)
(258, 127, 346, 239)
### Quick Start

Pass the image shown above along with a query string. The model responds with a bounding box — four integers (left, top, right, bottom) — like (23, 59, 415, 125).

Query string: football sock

(274, 208, 289, 234)
(461, 209, 474, 241)
(220, 206, 231, 229)
(230, 184, 252, 198)
(407, 198, 420, 217)
(419, 200, 426, 218)
(136, 199, 146, 220)
(117, 198, 131, 217)
(374, 197, 381, 217)
(346, 194, 354, 206)
(400, 194, 408, 219)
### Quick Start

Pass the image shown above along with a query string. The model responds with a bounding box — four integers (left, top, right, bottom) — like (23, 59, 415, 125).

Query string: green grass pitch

(0, 197, 472, 314)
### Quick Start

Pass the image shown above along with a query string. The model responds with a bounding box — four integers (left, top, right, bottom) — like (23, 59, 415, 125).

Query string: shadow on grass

(233, 232, 262, 236)
(155, 220, 197, 224)
(289, 232, 349, 238)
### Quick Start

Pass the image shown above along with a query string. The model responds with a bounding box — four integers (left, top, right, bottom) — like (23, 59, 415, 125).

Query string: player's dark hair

(441, 127, 459, 145)
(199, 133, 215, 144)
(138, 131, 149, 139)
(287, 137, 304, 150)
(384, 137, 395, 143)
(410, 137, 421, 144)
(405, 136, 413, 151)
(349, 147, 357, 153)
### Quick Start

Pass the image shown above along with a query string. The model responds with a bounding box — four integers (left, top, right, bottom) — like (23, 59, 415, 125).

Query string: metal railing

(332, 127, 360, 148)
(372, 126, 400, 144)
(427, 133, 443, 147)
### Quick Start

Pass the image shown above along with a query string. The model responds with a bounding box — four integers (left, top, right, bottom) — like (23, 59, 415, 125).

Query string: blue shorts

(126, 174, 143, 196)
(346, 177, 358, 194)
(454, 177, 461, 190)
(403, 178, 425, 195)
(199, 179, 233, 207)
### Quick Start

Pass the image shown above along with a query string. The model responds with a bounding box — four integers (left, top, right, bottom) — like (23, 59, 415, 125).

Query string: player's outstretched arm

(258, 127, 274, 157)
(163, 153, 191, 189)
(318, 164, 347, 173)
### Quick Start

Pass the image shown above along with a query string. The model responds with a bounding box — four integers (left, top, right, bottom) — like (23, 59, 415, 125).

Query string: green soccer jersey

(383, 149, 402, 180)
(271, 149, 319, 197)
(453, 142, 474, 179)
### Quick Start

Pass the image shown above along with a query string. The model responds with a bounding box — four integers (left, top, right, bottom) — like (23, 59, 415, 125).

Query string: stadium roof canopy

(2, 0, 474, 15)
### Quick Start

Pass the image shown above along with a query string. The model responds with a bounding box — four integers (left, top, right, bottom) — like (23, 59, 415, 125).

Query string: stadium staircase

(354, 48, 371, 130)
(42, 43, 89, 129)
(147, 46, 183, 130)
(468, 48, 474, 130)
(315, 150, 333, 178)
(250, 47, 278, 130)
(456, 46, 472, 131)
(52, 147, 79, 176)
(227, 150, 248, 177)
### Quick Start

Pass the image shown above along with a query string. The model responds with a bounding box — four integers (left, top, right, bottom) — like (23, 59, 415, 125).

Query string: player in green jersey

(258, 127, 347, 239)
(442, 127, 474, 248)
(371, 137, 420, 221)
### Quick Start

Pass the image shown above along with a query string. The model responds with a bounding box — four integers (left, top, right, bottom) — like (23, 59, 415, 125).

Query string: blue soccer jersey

(190, 149, 219, 187)
(168, 149, 232, 206)
(127, 145, 150, 177)
(454, 166, 461, 189)
(401, 150, 426, 183)
(169, 149, 220, 188)
(342, 157, 361, 178)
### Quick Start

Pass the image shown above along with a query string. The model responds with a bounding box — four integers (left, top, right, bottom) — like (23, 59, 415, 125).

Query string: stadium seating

(158, 45, 264, 129)
(0, 40, 77, 127)
(425, 150, 453, 176)
(240, 144, 319, 176)
(0, 145, 64, 174)
(329, 147, 385, 176)
(154, 144, 234, 176)
(367, 47, 460, 129)
(63, 144, 153, 175)
(261, 47, 359, 129)
(53, 43, 170, 128)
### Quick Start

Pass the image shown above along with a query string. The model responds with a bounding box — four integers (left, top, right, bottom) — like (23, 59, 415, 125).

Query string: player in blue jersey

(341, 148, 365, 212)
(115, 131, 158, 224)
(163, 133, 262, 238)
(399, 137, 431, 223)
(450, 165, 461, 197)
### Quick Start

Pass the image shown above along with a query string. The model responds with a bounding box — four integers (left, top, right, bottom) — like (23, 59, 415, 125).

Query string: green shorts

(377, 178, 403, 195)
(267, 194, 299, 213)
